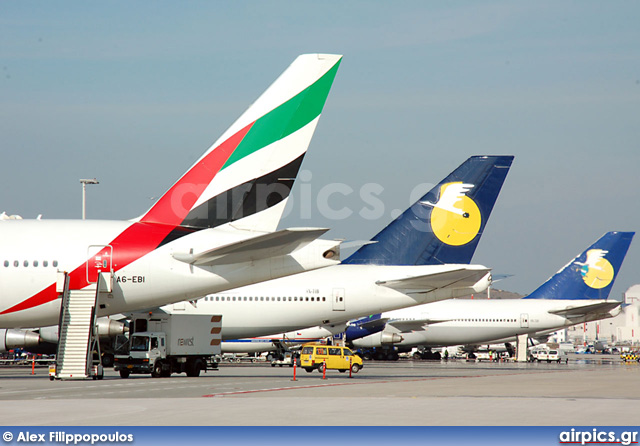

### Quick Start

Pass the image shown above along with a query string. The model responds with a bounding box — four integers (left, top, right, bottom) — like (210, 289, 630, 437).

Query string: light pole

(80, 178, 99, 220)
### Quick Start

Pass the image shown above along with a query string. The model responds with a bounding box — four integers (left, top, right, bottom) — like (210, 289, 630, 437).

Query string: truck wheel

(152, 362, 163, 378)
(350, 364, 360, 374)
(119, 370, 130, 379)
(305, 368, 313, 373)
(317, 364, 324, 373)
(186, 359, 203, 377)
(101, 354, 114, 368)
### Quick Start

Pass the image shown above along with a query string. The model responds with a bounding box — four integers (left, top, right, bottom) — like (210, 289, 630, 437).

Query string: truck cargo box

(130, 313, 222, 357)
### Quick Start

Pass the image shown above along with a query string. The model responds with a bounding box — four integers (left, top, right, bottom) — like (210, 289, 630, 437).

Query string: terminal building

(561, 284, 640, 347)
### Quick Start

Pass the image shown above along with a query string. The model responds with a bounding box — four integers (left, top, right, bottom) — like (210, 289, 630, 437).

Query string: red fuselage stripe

(1, 123, 254, 315)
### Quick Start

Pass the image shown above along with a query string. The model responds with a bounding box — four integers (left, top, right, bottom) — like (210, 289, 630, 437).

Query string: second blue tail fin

(523, 231, 634, 300)
(344, 155, 513, 266)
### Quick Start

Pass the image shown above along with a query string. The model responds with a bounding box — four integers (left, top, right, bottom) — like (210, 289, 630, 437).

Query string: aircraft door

(520, 313, 529, 329)
(87, 245, 113, 284)
(332, 288, 345, 311)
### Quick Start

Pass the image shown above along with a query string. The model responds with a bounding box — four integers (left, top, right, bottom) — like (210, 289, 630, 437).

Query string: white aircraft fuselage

(160, 264, 492, 340)
(351, 298, 621, 349)
(0, 219, 338, 328)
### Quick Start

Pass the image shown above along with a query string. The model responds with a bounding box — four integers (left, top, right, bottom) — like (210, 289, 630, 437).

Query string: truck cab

(115, 331, 168, 378)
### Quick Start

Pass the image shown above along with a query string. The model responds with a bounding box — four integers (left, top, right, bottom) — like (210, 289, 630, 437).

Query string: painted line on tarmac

(203, 381, 359, 397)
(202, 369, 571, 398)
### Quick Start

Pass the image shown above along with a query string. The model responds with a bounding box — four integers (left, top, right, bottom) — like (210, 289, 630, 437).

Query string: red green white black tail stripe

(140, 53, 342, 232)
(0, 54, 343, 323)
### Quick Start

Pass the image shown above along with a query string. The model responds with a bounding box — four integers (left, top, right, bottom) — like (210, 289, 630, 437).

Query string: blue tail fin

(523, 231, 634, 300)
(344, 155, 513, 266)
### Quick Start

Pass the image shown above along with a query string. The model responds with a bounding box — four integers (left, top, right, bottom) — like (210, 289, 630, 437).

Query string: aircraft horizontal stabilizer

(375, 268, 491, 292)
(173, 228, 330, 266)
(548, 301, 621, 319)
(387, 318, 451, 332)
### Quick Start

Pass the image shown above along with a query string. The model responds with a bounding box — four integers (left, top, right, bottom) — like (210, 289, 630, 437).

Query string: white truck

(114, 312, 222, 378)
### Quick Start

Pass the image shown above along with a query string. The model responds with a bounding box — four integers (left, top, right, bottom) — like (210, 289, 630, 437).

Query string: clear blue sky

(1, 2, 639, 298)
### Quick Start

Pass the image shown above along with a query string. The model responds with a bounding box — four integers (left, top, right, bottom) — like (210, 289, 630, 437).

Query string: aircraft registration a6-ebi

(0, 54, 343, 329)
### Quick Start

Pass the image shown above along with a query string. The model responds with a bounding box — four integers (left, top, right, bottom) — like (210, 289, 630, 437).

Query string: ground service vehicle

(271, 351, 298, 367)
(114, 313, 222, 378)
(530, 348, 567, 363)
(300, 343, 363, 374)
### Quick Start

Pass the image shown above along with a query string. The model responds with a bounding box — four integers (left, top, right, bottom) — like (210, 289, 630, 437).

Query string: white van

(530, 348, 567, 363)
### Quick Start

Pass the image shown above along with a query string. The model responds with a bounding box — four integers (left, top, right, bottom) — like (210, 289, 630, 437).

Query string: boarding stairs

(54, 273, 110, 379)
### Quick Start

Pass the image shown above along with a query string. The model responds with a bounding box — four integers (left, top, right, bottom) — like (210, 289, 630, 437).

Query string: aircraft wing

(387, 318, 451, 332)
(173, 228, 330, 266)
(548, 301, 621, 318)
(375, 267, 491, 293)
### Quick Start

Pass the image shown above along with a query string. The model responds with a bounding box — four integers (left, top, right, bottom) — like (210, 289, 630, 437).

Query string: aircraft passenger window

(277, 297, 281, 301)
(3, 261, 7, 267)
(53, 260, 58, 267)
(260, 297, 264, 301)
(232, 297, 236, 301)
(305, 297, 309, 301)
(249, 297, 253, 301)
(14, 260, 18, 267)
(244, 297, 247, 301)
(288, 297, 292, 301)
(311, 297, 314, 302)
(33, 260, 38, 267)
(43, 260, 48, 267)
(322, 297, 326, 302)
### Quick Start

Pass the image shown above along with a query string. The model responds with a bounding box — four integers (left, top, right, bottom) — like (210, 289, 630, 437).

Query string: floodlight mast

(80, 178, 99, 220)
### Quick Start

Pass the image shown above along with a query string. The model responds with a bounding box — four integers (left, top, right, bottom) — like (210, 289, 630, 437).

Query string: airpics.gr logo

(575, 249, 614, 289)
(421, 182, 481, 246)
